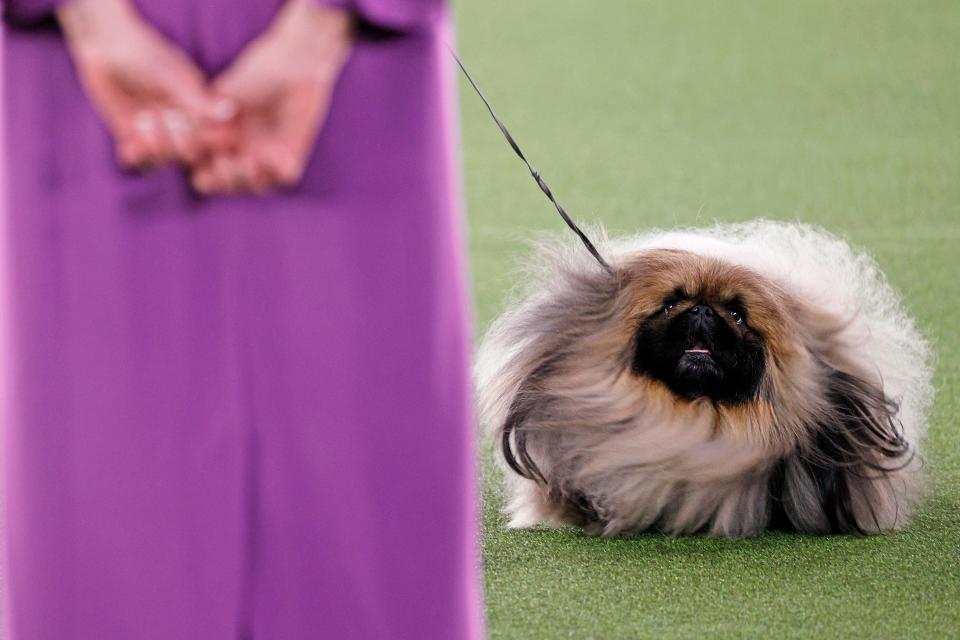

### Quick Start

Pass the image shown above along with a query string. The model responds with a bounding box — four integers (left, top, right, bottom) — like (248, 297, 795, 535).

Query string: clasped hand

(57, 0, 354, 195)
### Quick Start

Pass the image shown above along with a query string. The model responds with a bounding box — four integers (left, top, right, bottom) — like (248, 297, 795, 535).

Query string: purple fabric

(312, 0, 444, 32)
(0, 1, 485, 638)
(2, 0, 66, 26)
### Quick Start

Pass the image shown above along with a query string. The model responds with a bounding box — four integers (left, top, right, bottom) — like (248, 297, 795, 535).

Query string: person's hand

(57, 0, 231, 169)
(190, 0, 355, 195)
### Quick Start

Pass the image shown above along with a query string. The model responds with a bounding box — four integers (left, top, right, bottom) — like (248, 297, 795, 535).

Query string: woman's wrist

(276, 0, 354, 35)
(57, 0, 139, 54)
(269, 0, 355, 73)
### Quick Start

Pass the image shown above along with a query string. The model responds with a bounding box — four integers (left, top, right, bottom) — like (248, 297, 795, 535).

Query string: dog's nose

(689, 304, 714, 318)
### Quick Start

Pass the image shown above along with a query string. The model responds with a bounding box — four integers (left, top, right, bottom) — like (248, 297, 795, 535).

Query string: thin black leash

(450, 50, 614, 275)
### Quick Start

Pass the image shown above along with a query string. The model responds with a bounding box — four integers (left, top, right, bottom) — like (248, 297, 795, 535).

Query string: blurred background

(454, 1, 959, 638)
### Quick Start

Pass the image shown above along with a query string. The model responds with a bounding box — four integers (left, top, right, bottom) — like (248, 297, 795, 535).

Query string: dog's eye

(663, 301, 677, 314)
(730, 310, 744, 325)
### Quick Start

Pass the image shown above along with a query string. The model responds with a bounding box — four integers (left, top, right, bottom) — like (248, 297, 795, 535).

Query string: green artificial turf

(454, 1, 960, 638)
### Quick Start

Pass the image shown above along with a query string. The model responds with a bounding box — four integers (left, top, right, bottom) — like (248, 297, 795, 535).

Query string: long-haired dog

(476, 220, 932, 538)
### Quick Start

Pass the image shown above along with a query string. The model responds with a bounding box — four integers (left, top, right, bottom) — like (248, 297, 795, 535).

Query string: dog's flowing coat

(476, 221, 932, 537)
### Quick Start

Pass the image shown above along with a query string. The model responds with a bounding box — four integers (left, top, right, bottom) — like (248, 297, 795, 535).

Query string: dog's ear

(499, 361, 558, 486)
(770, 363, 913, 534)
(501, 397, 547, 484)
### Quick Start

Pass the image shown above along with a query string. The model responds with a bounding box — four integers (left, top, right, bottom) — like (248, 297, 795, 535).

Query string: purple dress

(0, 1, 485, 638)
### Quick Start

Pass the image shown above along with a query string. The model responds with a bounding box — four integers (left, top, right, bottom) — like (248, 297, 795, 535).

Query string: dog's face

(626, 250, 787, 405)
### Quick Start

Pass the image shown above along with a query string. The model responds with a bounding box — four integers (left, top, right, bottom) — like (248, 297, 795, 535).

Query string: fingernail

(161, 109, 191, 132)
(277, 156, 300, 184)
(116, 144, 136, 166)
(210, 99, 238, 122)
(192, 174, 212, 194)
(133, 111, 157, 134)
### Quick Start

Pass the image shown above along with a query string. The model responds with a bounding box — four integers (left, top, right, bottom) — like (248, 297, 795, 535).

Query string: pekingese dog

(475, 220, 932, 538)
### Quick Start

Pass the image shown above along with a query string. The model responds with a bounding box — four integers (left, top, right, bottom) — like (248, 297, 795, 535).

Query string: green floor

(454, 1, 959, 638)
